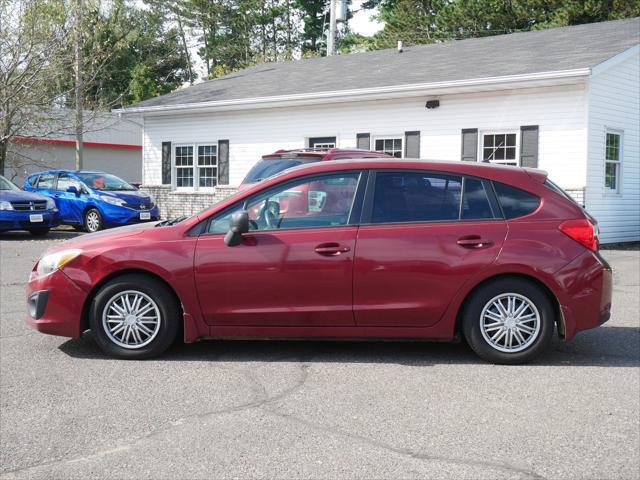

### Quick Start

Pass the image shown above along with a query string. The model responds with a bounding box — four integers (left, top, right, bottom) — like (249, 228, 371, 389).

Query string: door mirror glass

(224, 210, 250, 246)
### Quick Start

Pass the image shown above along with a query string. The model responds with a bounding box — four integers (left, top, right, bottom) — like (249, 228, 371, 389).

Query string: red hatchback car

(26, 160, 612, 364)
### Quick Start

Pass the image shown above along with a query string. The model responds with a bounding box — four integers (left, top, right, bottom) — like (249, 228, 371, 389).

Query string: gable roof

(123, 17, 639, 113)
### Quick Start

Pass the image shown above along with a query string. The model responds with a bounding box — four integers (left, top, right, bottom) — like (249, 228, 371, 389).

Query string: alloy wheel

(479, 293, 541, 353)
(102, 290, 162, 349)
(86, 211, 101, 232)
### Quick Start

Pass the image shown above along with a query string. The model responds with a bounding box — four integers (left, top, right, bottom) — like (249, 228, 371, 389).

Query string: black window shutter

(356, 133, 370, 150)
(461, 129, 478, 162)
(218, 140, 229, 185)
(404, 131, 420, 158)
(161, 141, 172, 184)
(520, 125, 539, 168)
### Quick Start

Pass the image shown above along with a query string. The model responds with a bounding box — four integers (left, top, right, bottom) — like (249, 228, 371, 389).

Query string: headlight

(45, 198, 57, 210)
(36, 249, 82, 277)
(100, 195, 126, 206)
(0, 200, 13, 211)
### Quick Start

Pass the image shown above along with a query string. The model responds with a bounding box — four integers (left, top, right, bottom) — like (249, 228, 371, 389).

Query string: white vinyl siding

(585, 49, 640, 243)
(142, 84, 588, 189)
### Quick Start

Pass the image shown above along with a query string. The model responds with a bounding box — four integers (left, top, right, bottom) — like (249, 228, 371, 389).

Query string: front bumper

(554, 250, 613, 340)
(25, 268, 87, 338)
(0, 210, 61, 231)
(100, 204, 160, 227)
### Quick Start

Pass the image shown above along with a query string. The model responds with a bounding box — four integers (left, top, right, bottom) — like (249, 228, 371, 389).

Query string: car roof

(265, 158, 548, 187)
(28, 170, 106, 176)
(262, 148, 391, 160)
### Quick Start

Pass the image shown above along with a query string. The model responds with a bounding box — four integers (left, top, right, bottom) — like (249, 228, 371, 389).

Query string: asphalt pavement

(1, 230, 638, 480)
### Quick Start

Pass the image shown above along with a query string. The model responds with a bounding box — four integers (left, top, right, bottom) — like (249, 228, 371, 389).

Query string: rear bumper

(0, 210, 61, 231)
(554, 250, 613, 340)
(25, 269, 87, 338)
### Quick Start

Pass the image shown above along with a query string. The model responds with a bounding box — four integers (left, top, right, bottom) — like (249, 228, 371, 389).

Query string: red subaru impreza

(26, 160, 612, 364)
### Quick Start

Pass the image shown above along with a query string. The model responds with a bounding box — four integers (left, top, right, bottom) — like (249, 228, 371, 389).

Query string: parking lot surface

(1, 231, 638, 480)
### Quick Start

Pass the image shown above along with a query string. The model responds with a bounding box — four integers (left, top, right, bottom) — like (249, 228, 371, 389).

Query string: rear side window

(36, 174, 55, 189)
(27, 176, 39, 187)
(462, 178, 496, 220)
(371, 172, 462, 223)
(493, 182, 540, 219)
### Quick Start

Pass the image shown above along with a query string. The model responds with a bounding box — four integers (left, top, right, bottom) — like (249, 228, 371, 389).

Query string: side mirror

(224, 210, 250, 247)
(67, 185, 80, 196)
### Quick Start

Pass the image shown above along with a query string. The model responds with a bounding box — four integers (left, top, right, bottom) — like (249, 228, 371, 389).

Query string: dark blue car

(25, 170, 160, 232)
(0, 175, 61, 236)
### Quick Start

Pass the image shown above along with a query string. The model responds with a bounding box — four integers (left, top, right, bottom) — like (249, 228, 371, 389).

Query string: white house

(117, 18, 640, 243)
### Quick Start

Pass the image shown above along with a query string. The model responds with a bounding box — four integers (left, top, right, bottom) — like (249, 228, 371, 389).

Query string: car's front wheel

(84, 208, 103, 233)
(462, 277, 555, 364)
(89, 274, 180, 359)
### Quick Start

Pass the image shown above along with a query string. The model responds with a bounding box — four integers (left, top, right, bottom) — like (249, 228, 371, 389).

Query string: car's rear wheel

(462, 277, 554, 364)
(84, 208, 103, 233)
(89, 274, 179, 359)
(28, 228, 50, 236)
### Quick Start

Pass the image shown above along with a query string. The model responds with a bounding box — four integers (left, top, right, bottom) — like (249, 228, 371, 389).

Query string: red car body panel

(25, 159, 612, 345)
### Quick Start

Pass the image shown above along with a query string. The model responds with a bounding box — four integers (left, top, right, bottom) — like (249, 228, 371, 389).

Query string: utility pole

(327, 0, 337, 56)
(74, 0, 83, 170)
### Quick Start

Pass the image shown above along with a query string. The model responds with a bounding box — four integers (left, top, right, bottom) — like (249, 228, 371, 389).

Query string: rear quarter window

(492, 182, 540, 219)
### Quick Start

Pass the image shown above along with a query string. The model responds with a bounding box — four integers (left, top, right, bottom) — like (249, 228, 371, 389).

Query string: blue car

(0, 175, 61, 236)
(25, 170, 160, 233)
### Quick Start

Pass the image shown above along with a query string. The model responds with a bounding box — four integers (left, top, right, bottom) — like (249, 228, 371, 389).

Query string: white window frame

(173, 143, 218, 191)
(604, 128, 623, 194)
(373, 136, 404, 158)
(196, 144, 218, 190)
(479, 130, 520, 166)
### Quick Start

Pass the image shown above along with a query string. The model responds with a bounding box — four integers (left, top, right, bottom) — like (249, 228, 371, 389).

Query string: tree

(0, 0, 73, 174)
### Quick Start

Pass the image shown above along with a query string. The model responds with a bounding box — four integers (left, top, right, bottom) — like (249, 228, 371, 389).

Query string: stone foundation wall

(140, 185, 239, 220)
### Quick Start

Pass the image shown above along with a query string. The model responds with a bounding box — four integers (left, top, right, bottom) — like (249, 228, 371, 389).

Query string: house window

(604, 130, 622, 192)
(175, 145, 194, 188)
(198, 145, 218, 188)
(374, 137, 403, 158)
(482, 133, 517, 166)
(174, 144, 219, 189)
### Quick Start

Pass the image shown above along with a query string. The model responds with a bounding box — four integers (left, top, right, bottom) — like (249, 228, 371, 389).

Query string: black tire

(28, 228, 50, 236)
(89, 274, 180, 359)
(83, 208, 103, 233)
(462, 277, 555, 365)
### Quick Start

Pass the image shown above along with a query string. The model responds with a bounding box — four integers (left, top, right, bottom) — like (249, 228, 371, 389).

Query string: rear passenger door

(353, 171, 507, 327)
(54, 173, 86, 224)
(33, 173, 57, 198)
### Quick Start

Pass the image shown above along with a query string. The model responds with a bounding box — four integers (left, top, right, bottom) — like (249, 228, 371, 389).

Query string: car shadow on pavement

(58, 325, 640, 367)
(0, 230, 82, 241)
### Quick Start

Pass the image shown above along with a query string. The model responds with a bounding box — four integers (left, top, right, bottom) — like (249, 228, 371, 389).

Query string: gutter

(114, 68, 591, 116)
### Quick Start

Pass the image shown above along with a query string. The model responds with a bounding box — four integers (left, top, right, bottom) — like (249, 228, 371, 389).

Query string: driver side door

(194, 171, 365, 327)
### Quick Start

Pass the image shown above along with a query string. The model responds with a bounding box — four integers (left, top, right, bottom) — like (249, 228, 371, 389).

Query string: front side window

(482, 133, 517, 166)
(198, 145, 217, 188)
(604, 130, 622, 191)
(208, 172, 361, 234)
(175, 146, 194, 188)
(374, 138, 403, 158)
(36, 173, 55, 189)
(371, 172, 462, 223)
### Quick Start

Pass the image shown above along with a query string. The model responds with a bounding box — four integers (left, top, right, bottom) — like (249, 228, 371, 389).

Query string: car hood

(45, 222, 158, 255)
(97, 190, 151, 204)
(0, 190, 50, 202)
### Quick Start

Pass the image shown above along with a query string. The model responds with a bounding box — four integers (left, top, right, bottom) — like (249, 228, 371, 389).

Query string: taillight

(559, 219, 599, 251)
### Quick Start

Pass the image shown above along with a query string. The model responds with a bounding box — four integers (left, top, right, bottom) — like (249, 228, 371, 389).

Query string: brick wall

(565, 188, 586, 207)
(141, 185, 238, 220)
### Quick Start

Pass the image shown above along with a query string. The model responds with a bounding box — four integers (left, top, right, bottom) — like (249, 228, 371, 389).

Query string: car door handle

(314, 243, 351, 256)
(457, 236, 493, 249)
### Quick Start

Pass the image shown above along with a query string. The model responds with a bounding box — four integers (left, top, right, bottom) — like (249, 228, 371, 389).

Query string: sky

(350, 0, 383, 36)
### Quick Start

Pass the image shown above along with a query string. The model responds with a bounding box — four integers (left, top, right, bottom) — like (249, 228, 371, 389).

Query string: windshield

(242, 158, 315, 184)
(0, 176, 19, 191)
(76, 173, 136, 191)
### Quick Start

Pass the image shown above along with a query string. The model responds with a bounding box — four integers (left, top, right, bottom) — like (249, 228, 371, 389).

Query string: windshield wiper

(155, 216, 187, 227)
